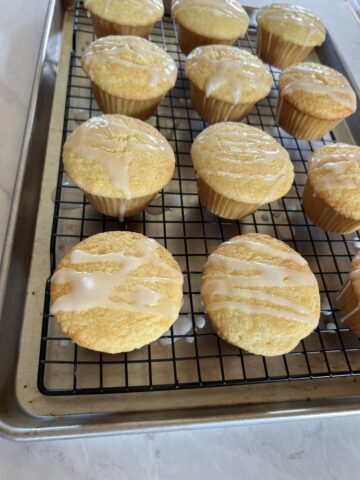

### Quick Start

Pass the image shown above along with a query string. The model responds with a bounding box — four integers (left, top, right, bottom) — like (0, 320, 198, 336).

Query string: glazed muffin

(84, 0, 164, 38)
(338, 251, 360, 336)
(51, 231, 183, 353)
(302, 143, 360, 233)
(201, 233, 320, 356)
(82, 36, 177, 119)
(191, 123, 294, 219)
(277, 62, 356, 140)
(63, 114, 175, 218)
(172, 0, 250, 55)
(185, 45, 273, 124)
(256, 3, 326, 69)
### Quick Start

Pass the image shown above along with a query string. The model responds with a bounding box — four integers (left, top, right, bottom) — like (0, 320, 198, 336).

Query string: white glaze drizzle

(282, 80, 356, 111)
(257, 3, 325, 41)
(195, 315, 206, 329)
(281, 64, 356, 111)
(64, 116, 168, 199)
(119, 201, 126, 222)
(186, 48, 271, 104)
(309, 145, 360, 193)
(192, 125, 290, 203)
(172, 0, 248, 19)
(203, 285, 312, 315)
(204, 60, 269, 104)
(194, 130, 282, 161)
(83, 36, 177, 87)
(158, 314, 193, 346)
(51, 237, 183, 315)
(205, 254, 316, 287)
(51, 269, 161, 314)
(226, 237, 308, 265)
(202, 237, 317, 325)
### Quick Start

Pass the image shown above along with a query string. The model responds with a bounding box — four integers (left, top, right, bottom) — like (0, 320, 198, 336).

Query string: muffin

(185, 45, 273, 124)
(302, 143, 360, 233)
(51, 231, 183, 353)
(63, 114, 175, 218)
(171, 0, 250, 55)
(82, 36, 177, 119)
(201, 233, 320, 356)
(338, 251, 360, 336)
(256, 3, 326, 69)
(84, 0, 164, 38)
(277, 62, 356, 140)
(191, 122, 294, 219)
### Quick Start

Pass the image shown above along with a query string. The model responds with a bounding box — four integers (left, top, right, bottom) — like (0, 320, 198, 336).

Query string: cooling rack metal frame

(1, 0, 360, 440)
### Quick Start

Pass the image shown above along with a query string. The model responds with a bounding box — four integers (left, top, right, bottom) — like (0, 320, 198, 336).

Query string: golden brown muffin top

(191, 122, 294, 204)
(257, 3, 325, 47)
(278, 62, 356, 120)
(63, 114, 175, 199)
(84, 0, 164, 26)
(82, 36, 177, 99)
(171, 0, 249, 40)
(51, 231, 183, 353)
(185, 45, 273, 104)
(307, 143, 360, 220)
(201, 233, 320, 355)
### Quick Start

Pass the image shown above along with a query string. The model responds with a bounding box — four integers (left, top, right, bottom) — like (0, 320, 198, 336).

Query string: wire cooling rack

(38, 2, 360, 395)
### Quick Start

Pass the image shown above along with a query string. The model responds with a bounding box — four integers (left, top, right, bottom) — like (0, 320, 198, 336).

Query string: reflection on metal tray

(1, 0, 360, 439)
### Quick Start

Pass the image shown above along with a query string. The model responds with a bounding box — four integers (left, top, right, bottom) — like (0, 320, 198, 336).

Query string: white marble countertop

(1, 0, 360, 477)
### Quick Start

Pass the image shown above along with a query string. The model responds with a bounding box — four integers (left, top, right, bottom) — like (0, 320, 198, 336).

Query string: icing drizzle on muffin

(51, 236, 183, 315)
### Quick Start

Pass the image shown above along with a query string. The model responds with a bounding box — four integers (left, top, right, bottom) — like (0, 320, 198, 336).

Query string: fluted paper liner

(197, 177, 261, 220)
(90, 12, 154, 38)
(276, 95, 339, 141)
(92, 83, 162, 120)
(302, 181, 360, 233)
(256, 25, 313, 69)
(177, 23, 236, 56)
(86, 192, 156, 218)
(190, 83, 254, 124)
(339, 279, 360, 336)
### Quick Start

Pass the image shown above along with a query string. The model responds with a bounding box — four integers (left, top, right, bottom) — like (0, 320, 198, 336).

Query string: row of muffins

(84, 1, 325, 68)
(51, 230, 320, 357)
(64, 114, 360, 235)
(58, 112, 360, 355)
(80, 10, 356, 141)
(49, 1, 360, 357)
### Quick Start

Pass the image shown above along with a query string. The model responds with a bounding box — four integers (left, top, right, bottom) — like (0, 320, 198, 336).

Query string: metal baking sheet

(1, 0, 360, 440)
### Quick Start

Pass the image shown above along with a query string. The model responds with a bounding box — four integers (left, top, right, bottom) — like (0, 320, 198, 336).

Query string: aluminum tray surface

(1, 1, 360, 439)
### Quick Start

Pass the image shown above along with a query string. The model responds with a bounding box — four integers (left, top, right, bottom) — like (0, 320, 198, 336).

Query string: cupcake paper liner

(256, 25, 313, 69)
(90, 12, 154, 38)
(302, 181, 360, 233)
(92, 82, 162, 119)
(190, 83, 254, 124)
(339, 280, 360, 336)
(197, 177, 261, 220)
(86, 192, 156, 218)
(177, 23, 235, 55)
(276, 95, 339, 140)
